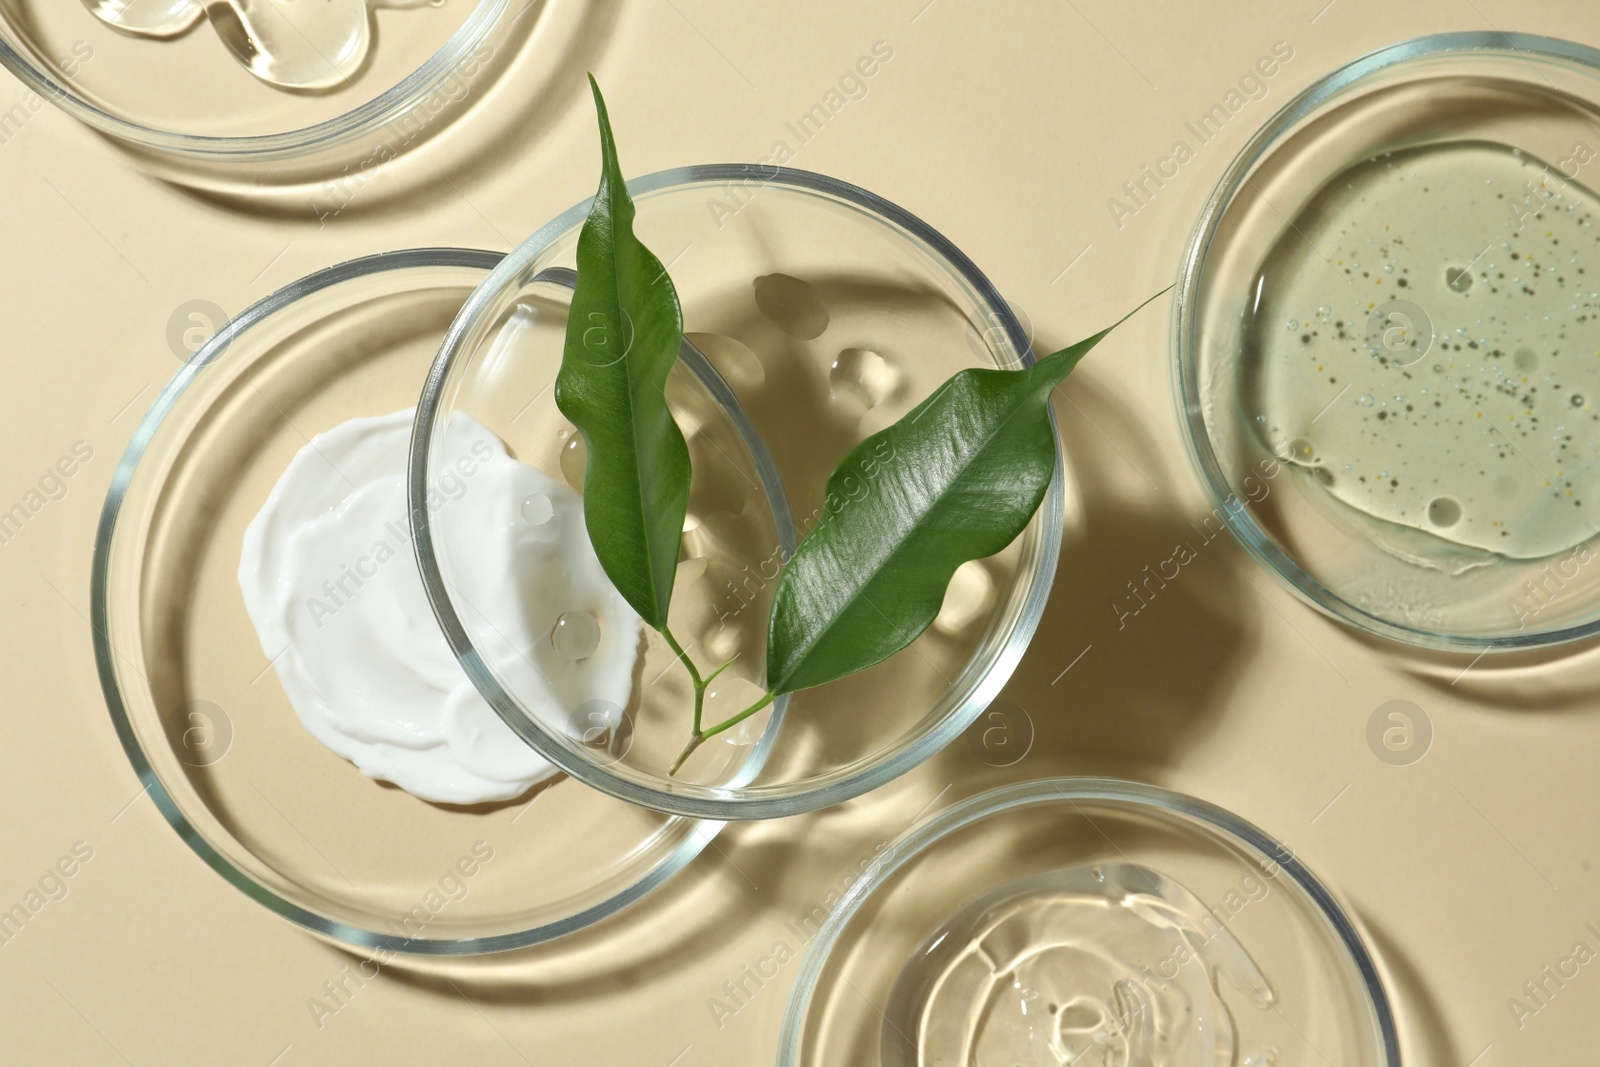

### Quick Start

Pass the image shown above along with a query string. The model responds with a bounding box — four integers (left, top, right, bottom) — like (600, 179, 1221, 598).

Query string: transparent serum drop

(829, 347, 903, 415)
(521, 493, 554, 525)
(882, 864, 1274, 1067)
(686, 333, 767, 390)
(81, 0, 202, 37)
(560, 435, 588, 489)
(551, 610, 601, 661)
(1245, 141, 1600, 561)
(82, 0, 438, 91)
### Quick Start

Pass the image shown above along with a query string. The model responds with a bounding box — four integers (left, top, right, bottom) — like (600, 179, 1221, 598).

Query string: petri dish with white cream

(91, 248, 788, 951)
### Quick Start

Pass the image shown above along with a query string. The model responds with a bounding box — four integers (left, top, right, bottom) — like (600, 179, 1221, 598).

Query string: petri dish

(1176, 32, 1600, 650)
(0, 0, 519, 177)
(779, 778, 1400, 1066)
(412, 165, 1073, 820)
(91, 247, 788, 952)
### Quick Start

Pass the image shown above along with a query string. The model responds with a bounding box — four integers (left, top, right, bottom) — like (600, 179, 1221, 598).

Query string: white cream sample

(239, 409, 640, 805)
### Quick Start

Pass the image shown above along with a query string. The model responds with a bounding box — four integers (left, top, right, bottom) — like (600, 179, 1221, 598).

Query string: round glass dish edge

(1171, 30, 1600, 652)
(89, 246, 725, 955)
(411, 163, 1066, 821)
(774, 776, 1403, 1067)
(0, 0, 510, 160)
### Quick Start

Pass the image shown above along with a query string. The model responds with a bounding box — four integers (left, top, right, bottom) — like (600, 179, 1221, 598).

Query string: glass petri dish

(779, 779, 1400, 1066)
(1176, 32, 1600, 650)
(90, 248, 785, 953)
(412, 165, 1070, 821)
(0, 0, 514, 171)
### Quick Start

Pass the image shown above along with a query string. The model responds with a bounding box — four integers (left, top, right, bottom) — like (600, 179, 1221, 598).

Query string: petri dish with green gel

(1175, 31, 1600, 649)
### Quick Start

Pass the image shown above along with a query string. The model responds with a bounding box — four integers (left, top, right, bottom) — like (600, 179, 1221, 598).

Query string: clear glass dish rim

(1171, 30, 1600, 652)
(775, 776, 1403, 1066)
(410, 163, 1066, 821)
(0, 0, 510, 160)
(89, 246, 722, 955)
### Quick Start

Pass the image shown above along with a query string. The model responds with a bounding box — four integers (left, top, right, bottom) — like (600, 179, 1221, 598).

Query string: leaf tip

(585, 74, 622, 191)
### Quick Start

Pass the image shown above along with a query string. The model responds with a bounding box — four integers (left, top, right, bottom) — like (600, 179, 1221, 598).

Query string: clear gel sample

(884, 864, 1274, 1066)
(82, 0, 437, 90)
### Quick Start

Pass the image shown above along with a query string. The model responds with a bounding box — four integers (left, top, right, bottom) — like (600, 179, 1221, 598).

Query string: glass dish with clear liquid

(0, 0, 534, 195)
(778, 780, 1398, 1067)
(1175, 32, 1600, 648)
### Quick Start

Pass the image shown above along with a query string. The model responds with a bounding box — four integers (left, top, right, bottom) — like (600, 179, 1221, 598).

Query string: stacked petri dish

(93, 248, 737, 952)
(93, 169, 1068, 953)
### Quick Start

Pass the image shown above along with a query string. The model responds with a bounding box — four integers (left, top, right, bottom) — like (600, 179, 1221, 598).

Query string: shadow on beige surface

(1381, 632, 1600, 713)
(1362, 912, 1461, 1067)
(344, 830, 759, 1001)
(979, 369, 1254, 782)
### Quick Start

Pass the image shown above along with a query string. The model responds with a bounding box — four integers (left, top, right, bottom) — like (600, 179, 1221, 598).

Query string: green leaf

(764, 298, 1162, 695)
(555, 76, 691, 631)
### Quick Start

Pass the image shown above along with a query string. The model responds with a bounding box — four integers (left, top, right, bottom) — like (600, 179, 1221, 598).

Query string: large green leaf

(555, 76, 691, 631)
(764, 317, 1138, 695)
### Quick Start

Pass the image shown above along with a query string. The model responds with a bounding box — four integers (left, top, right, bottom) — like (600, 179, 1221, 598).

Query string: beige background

(3, 0, 1599, 1063)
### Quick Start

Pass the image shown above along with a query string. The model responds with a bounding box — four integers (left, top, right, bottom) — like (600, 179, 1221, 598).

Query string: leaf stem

(661, 626, 705, 734)
(667, 690, 778, 777)
(699, 691, 777, 741)
(661, 628, 762, 775)
(661, 627, 703, 685)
